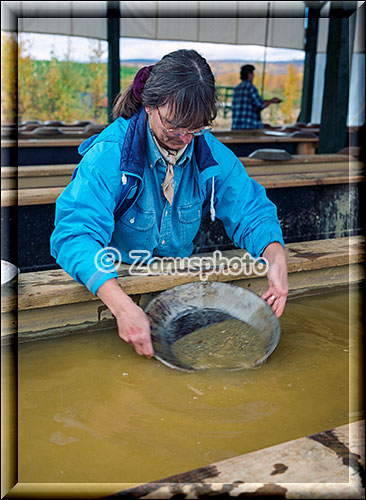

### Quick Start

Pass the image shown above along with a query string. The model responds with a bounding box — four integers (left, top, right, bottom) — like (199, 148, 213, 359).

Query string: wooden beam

(2, 135, 319, 148)
(2, 263, 360, 341)
(1, 186, 64, 206)
(240, 153, 359, 166)
(2, 158, 363, 206)
(1, 164, 77, 177)
(116, 420, 364, 499)
(2, 236, 363, 314)
(214, 135, 319, 145)
(1, 138, 81, 147)
(0, 154, 356, 177)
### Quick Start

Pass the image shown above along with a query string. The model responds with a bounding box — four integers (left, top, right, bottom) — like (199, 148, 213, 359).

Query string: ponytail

(112, 85, 141, 121)
(112, 65, 154, 121)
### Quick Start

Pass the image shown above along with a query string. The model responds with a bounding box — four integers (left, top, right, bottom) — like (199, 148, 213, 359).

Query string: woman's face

(145, 103, 195, 151)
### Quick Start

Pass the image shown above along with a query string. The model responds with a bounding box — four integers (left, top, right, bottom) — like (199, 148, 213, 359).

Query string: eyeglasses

(156, 108, 212, 138)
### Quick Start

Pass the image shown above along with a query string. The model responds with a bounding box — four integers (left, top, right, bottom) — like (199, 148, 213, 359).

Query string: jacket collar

(120, 107, 147, 177)
(121, 107, 218, 176)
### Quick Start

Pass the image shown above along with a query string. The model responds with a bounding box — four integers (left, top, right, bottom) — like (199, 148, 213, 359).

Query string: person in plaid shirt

(231, 64, 281, 130)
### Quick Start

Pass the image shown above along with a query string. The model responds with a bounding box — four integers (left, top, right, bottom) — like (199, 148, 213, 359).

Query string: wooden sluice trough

(1, 128, 319, 168)
(213, 129, 319, 156)
(111, 420, 365, 499)
(3, 122, 361, 167)
(2, 124, 364, 497)
(1, 152, 363, 194)
(1, 153, 364, 271)
(1, 235, 364, 499)
(1, 235, 364, 344)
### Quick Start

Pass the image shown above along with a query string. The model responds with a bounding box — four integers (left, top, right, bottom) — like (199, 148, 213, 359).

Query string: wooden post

(107, 1, 120, 123)
(318, 1, 357, 154)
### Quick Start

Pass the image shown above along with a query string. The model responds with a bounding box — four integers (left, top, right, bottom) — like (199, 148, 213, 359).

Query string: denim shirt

(110, 124, 201, 263)
(51, 110, 285, 296)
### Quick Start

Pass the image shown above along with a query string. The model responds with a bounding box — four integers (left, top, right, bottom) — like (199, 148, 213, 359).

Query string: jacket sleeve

(50, 142, 125, 295)
(211, 146, 285, 259)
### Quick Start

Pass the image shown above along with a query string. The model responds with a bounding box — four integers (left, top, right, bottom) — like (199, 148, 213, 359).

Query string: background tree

(1, 32, 18, 124)
(87, 40, 107, 123)
(280, 62, 301, 123)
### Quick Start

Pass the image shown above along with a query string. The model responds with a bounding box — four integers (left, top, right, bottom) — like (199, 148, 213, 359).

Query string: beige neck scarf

(150, 126, 187, 205)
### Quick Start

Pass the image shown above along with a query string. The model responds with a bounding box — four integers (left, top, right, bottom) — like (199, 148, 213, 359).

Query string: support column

(298, 5, 322, 123)
(107, 1, 120, 123)
(318, 1, 357, 153)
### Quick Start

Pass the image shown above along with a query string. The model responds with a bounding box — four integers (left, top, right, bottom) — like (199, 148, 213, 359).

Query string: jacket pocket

(119, 205, 155, 231)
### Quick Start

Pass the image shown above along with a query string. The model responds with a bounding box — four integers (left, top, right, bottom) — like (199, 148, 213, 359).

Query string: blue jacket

(50, 108, 284, 295)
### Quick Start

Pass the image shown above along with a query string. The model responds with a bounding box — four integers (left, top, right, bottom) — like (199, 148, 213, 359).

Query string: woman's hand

(261, 242, 288, 318)
(115, 301, 154, 357)
(96, 278, 154, 357)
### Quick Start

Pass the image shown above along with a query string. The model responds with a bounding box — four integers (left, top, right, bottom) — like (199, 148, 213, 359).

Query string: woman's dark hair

(112, 49, 217, 128)
(240, 64, 255, 81)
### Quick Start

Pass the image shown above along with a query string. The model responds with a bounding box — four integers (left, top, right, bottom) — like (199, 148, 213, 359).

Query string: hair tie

(132, 65, 154, 102)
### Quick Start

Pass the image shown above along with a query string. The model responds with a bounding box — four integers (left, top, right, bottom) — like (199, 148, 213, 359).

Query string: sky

(20, 33, 305, 63)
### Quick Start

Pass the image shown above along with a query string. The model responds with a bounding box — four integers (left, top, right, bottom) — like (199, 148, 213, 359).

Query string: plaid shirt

(231, 80, 264, 130)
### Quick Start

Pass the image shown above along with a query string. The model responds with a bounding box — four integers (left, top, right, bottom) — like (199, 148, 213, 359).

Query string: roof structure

(3, 1, 307, 49)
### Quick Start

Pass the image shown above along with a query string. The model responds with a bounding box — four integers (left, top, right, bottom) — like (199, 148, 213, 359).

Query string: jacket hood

(78, 117, 130, 157)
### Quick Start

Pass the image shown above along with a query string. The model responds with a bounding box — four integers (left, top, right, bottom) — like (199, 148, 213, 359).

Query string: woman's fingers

(117, 315, 154, 358)
(128, 327, 154, 357)
(262, 288, 287, 318)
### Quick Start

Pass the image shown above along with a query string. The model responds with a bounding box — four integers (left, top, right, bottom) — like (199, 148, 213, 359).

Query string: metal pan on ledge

(248, 148, 292, 160)
(144, 281, 281, 372)
(1, 260, 19, 286)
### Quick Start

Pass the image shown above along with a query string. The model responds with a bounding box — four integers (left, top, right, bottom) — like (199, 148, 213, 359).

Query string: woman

(51, 49, 288, 358)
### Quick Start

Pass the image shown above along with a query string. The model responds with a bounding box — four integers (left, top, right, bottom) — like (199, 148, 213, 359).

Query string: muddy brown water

(5, 286, 362, 484)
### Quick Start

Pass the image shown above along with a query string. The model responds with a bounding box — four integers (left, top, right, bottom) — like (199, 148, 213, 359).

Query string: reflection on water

(12, 286, 362, 483)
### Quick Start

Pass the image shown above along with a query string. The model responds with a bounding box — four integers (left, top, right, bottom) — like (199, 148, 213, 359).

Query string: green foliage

(279, 63, 302, 123)
(121, 65, 139, 83)
(14, 55, 140, 124)
(1, 32, 18, 123)
(17, 47, 110, 124)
